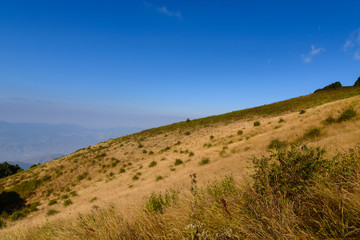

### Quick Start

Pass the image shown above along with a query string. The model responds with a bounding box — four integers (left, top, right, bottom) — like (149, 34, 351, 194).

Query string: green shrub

(89, 197, 97, 203)
(0, 219, 6, 228)
(324, 115, 336, 124)
(219, 149, 227, 157)
(47, 209, 59, 216)
(28, 202, 39, 212)
(95, 152, 107, 158)
(199, 157, 210, 165)
(10, 211, 25, 221)
(29, 163, 41, 169)
(189, 152, 194, 157)
(0, 162, 22, 178)
(45, 188, 53, 197)
(237, 130, 243, 135)
(41, 174, 51, 182)
(174, 159, 183, 166)
(145, 190, 178, 213)
(63, 199, 73, 207)
(119, 168, 125, 173)
(138, 144, 143, 148)
(0, 191, 25, 214)
(355, 77, 360, 86)
(110, 158, 120, 167)
(279, 118, 285, 123)
(159, 146, 171, 153)
(11, 179, 43, 199)
(70, 191, 78, 197)
(148, 151, 154, 155)
(299, 109, 306, 114)
(184, 131, 191, 136)
(314, 81, 342, 93)
(252, 146, 327, 199)
(133, 175, 139, 181)
(302, 127, 321, 141)
(48, 199, 57, 206)
(77, 172, 88, 181)
(268, 139, 288, 149)
(61, 194, 69, 200)
(210, 135, 214, 140)
(132, 172, 141, 181)
(337, 107, 356, 122)
(0, 211, 9, 219)
(207, 176, 235, 201)
(244, 145, 360, 239)
(149, 161, 157, 168)
(142, 150, 147, 154)
(254, 121, 260, 126)
(155, 176, 164, 181)
(203, 143, 212, 148)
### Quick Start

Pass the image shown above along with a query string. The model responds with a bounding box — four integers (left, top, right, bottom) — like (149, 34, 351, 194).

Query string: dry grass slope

(0, 87, 360, 239)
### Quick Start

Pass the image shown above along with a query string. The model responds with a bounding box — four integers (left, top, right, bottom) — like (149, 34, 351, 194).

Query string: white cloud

(343, 28, 360, 60)
(301, 45, 325, 63)
(310, 45, 325, 55)
(301, 55, 312, 63)
(354, 51, 360, 60)
(144, 1, 182, 20)
(343, 40, 354, 51)
(157, 6, 182, 19)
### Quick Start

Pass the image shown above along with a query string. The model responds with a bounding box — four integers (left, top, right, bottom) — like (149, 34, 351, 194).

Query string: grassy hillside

(135, 86, 360, 137)
(1, 87, 360, 239)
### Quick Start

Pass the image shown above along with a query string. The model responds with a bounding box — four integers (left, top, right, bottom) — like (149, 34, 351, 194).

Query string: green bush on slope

(0, 162, 23, 178)
(354, 77, 360, 86)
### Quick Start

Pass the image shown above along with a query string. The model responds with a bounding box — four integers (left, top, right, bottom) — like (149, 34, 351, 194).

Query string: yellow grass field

(1, 90, 360, 239)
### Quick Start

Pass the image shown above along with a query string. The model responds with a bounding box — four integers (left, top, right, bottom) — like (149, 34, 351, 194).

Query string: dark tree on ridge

(354, 77, 360, 87)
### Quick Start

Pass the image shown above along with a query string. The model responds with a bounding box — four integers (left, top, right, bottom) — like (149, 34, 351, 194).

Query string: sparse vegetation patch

(77, 172, 88, 181)
(63, 199, 73, 207)
(300, 127, 321, 141)
(199, 157, 210, 165)
(174, 159, 183, 166)
(155, 176, 164, 181)
(324, 115, 336, 124)
(337, 107, 356, 122)
(268, 139, 288, 149)
(48, 199, 57, 206)
(149, 161, 157, 168)
(145, 190, 178, 213)
(47, 209, 59, 216)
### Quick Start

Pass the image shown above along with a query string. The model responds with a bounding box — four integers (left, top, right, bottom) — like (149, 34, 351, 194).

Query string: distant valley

(0, 121, 142, 168)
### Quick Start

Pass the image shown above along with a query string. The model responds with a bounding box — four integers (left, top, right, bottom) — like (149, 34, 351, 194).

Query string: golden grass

(2, 144, 360, 239)
(0, 93, 359, 238)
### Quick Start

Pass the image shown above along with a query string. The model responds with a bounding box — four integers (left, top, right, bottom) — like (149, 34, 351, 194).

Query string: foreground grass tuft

(2, 147, 360, 239)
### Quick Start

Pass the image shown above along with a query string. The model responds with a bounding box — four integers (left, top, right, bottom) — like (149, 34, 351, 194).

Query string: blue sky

(1, 0, 360, 128)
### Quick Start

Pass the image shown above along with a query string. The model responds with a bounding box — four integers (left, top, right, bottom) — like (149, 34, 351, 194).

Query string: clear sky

(1, 0, 360, 128)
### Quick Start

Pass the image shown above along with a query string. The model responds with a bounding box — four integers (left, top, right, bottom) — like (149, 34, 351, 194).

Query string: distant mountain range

(0, 121, 142, 168)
